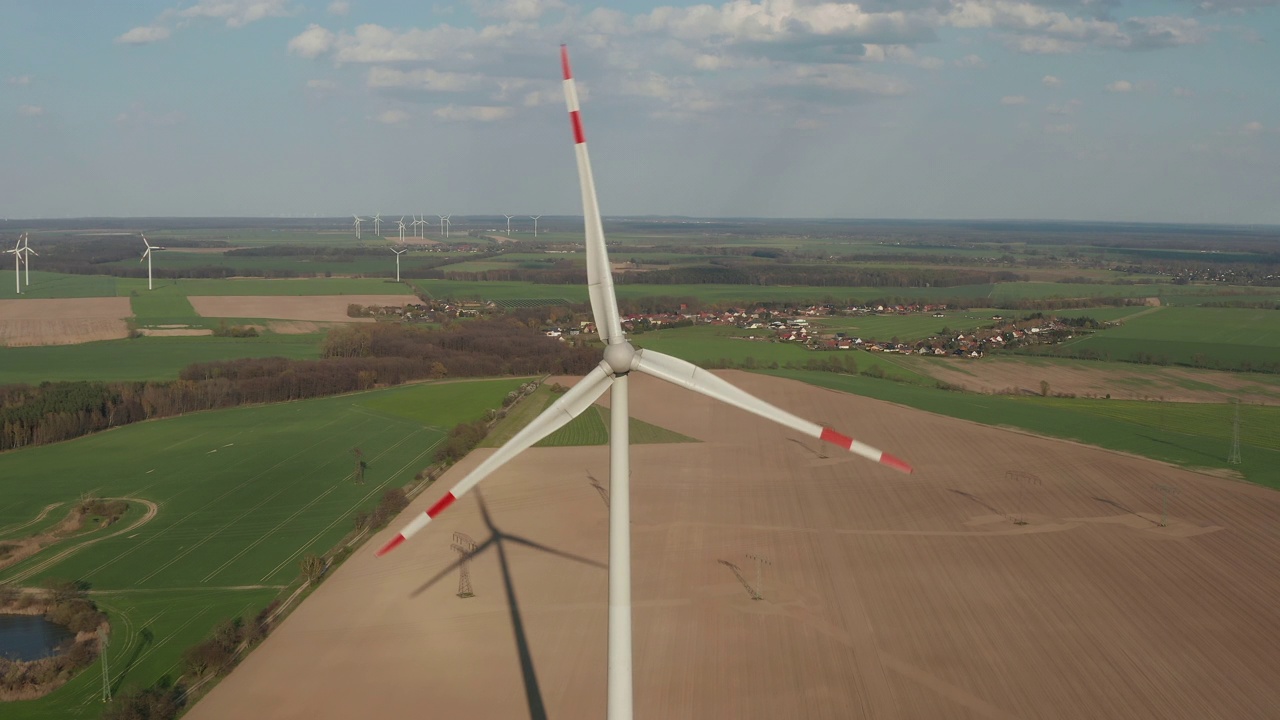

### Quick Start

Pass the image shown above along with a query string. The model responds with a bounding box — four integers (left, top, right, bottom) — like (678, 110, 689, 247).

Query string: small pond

(0, 614, 75, 662)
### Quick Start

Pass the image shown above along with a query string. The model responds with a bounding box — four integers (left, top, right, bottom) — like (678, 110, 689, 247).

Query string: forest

(0, 319, 598, 452)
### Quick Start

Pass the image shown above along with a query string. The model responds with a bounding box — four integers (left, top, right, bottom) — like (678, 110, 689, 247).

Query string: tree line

(0, 319, 598, 452)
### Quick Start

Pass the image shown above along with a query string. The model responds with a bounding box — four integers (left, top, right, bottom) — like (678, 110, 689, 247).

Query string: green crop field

(628, 325, 933, 385)
(117, 277, 415, 297)
(130, 293, 201, 327)
(766, 369, 1280, 489)
(0, 377, 524, 719)
(1058, 307, 1280, 368)
(0, 334, 325, 384)
(0, 272, 118, 300)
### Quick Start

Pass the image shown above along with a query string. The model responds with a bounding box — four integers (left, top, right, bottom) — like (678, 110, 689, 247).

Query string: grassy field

(0, 377, 525, 720)
(0, 335, 326, 384)
(767, 369, 1280, 489)
(1057, 306, 1280, 368)
(117, 277, 415, 297)
(629, 325, 933, 385)
(0, 272, 118, 300)
(130, 293, 201, 327)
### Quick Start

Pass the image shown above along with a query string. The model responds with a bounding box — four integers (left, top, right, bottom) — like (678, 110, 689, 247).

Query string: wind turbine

(503, 214, 514, 237)
(396, 216, 407, 243)
(352, 215, 365, 240)
(529, 215, 542, 237)
(18, 234, 35, 287)
(373, 213, 383, 237)
(411, 215, 423, 238)
(438, 214, 451, 239)
(139, 234, 166, 291)
(391, 247, 407, 282)
(4, 238, 20, 294)
(378, 45, 913, 720)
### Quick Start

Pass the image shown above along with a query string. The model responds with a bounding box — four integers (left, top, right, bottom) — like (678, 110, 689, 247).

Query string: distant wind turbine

(352, 215, 365, 240)
(530, 215, 542, 237)
(373, 213, 383, 237)
(410, 215, 423, 238)
(503, 214, 514, 237)
(438, 214, 451, 239)
(18, 233, 35, 287)
(392, 248, 408, 282)
(140, 234, 166, 291)
(397, 216, 407, 243)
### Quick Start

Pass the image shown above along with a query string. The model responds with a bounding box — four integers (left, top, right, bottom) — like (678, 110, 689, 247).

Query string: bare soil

(187, 295, 413, 323)
(0, 297, 131, 346)
(911, 356, 1280, 404)
(187, 371, 1280, 720)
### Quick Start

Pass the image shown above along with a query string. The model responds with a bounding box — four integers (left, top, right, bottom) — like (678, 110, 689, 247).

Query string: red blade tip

(560, 45, 572, 80)
(880, 453, 913, 474)
(375, 533, 406, 557)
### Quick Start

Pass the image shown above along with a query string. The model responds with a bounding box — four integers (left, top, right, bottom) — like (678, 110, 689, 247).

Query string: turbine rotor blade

(632, 349, 912, 473)
(561, 45, 623, 346)
(377, 364, 616, 556)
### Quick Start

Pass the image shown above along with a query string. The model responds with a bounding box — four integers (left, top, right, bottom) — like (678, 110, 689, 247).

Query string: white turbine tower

(352, 215, 365, 240)
(139, 234, 166, 291)
(529, 215, 542, 237)
(438, 214, 451, 239)
(378, 45, 913, 720)
(373, 213, 383, 237)
(411, 215, 423, 238)
(420, 212, 428, 238)
(4, 238, 20, 294)
(503, 214, 514, 237)
(18, 233, 35, 287)
(391, 248, 407, 282)
(396, 216, 407, 243)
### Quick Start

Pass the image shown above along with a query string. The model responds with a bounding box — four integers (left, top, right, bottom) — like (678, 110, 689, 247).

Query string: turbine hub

(603, 341, 636, 375)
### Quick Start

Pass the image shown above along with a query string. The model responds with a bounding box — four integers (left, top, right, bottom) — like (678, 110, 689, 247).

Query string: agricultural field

(767, 369, 1280, 489)
(186, 371, 1280, 720)
(1057, 306, 1280, 369)
(0, 273, 119, 300)
(908, 355, 1280, 404)
(0, 334, 325, 384)
(628, 325, 932, 385)
(0, 377, 525, 720)
(187, 295, 412, 323)
(116, 277, 415, 298)
(0, 298, 132, 347)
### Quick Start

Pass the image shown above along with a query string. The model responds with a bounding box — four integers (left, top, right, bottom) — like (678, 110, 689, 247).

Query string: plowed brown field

(188, 295, 412, 322)
(0, 297, 130, 346)
(913, 356, 1280, 405)
(187, 372, 1280, 720)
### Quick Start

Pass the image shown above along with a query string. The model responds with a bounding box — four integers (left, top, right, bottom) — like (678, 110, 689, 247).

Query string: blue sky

(1, 0, 1277, 223)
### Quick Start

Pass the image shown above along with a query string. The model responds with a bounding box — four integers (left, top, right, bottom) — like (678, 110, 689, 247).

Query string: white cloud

(1000, 95, 1027, 105)
(1044, 123, 1074, 134)
(954, 54, 986, 69)
(1041, 75, 1061, 88)
(7, 75, 32, 86)
(792, 118, 824, 130)
(178, 0, 293, 28)
(366, 67, 477, 92)
(1004, 35, 1082, 55)
(377, 109, 410, 124)
(327, 1, 350, 15)
(1172, 86, 1194, 98)
(116, 25, 171, 45)
(288, 24, 337, 59)
(469, 0, 566, 21)
(1106, 80, 1133, 93)
(433, 105, 513, 122)
(1242, 121, 1264, 134)
(18, 105, 44, 117)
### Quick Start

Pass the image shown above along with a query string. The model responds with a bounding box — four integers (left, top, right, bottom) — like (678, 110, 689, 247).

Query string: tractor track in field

(3, 498, 159, 584)
(0, 502, 64, 539)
